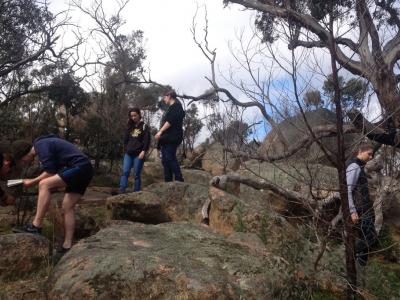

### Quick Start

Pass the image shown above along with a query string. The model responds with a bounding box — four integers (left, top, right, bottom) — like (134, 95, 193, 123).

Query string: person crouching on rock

(119, 107, 150, 193)
(0, 151, 16, 206)
(11, 134, 93, 255)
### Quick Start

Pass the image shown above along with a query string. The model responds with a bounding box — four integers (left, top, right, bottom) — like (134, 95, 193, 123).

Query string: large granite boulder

(47, 188, 112, 240)
(107, 182, 209, 224)
(142, 162, 212, 186)
(0, 277, 47, 300)
(0, 233, 49, 280)
(259, 108, 363, 165)
(181, 169, 212, 186)
(208, 186, 273, 236)
(141, 162, 165, 185)
(202, 142, 241, 175)
(107, 191, 169, 224)
(47, 222, 280, 299)
(0, 206, 16, 233)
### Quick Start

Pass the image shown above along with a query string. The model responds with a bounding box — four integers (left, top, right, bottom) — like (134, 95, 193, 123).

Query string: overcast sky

(48, 0, 267, 142)
(51, 0, 255, 95)
(49, 0, 381, 143)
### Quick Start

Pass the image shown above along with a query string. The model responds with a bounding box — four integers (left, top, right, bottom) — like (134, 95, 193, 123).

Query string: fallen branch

(210, 173, 309, 205)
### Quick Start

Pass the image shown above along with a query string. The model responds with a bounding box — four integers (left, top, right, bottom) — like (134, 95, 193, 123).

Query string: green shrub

(366, 260, 400, 299)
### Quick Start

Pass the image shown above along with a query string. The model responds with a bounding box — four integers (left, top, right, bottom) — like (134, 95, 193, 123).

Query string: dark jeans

(119, 154, 144, 192)
(160, 144, 183, 182)
(354, 216, 377, 266)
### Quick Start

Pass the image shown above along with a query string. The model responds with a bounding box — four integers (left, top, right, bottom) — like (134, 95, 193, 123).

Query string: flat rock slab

(107, 182, 209, 224)
(47, 222, 277, 299)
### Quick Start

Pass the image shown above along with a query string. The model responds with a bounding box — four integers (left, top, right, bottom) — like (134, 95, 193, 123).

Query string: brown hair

(127, 107, 142, 128)
(11, 140, 32, 161)
(128, 107, 142, 119)
(354, 143, 374, 156)
(164, 90, 177, 100)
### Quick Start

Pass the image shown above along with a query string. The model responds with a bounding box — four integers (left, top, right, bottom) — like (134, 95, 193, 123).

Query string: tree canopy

(225, 0, 400, 133)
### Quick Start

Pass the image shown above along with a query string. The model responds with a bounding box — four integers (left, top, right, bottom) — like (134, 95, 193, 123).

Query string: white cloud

(49, 0, 381, 145)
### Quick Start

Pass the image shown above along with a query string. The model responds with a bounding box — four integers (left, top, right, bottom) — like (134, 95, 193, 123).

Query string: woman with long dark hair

(119, 107, 150, 192)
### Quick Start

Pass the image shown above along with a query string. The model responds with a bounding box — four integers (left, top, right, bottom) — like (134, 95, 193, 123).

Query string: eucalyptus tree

(224, 0, 400, 145)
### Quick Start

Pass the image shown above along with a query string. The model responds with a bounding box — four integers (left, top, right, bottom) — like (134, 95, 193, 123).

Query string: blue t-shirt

(34, 134, 89, 174)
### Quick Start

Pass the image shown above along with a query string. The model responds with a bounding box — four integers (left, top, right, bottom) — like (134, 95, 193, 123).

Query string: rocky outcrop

(107, 182, 209, 224)
(47, 222, 279, 299)
(0, 206, 16, 233)
(48, 189, 112, 240)
(145, 182, 208, 222)
(141, 162, 165, 185)
(181, 169, 212, 186)
(202, 143, 241, 176)
(259, 108, 363, 164)
(107, 191, 169, 224)
(0, 233, 49, 280)
(0, 277, 47, 300)
(227, 232, 267, 253)
(142, 162, 212, 187)
(208, 186, 272, 236)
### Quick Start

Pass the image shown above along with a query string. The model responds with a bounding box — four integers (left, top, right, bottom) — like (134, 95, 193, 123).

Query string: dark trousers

(354, 216, 377, 266)
(161, 144, 184, 182)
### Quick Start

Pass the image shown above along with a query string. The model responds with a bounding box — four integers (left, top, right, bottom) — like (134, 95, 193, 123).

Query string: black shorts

(58, 163, 93, 195)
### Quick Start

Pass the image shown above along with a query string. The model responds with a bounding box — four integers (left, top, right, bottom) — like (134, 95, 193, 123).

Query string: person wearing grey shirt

(346, 143, 376, 266)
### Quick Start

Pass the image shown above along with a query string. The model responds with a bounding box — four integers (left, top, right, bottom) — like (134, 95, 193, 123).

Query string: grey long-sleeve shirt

(346, 163, 361, 214)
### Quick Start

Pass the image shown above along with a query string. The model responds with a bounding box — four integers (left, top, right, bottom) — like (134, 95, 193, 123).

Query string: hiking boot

(21, 223, 42, 235)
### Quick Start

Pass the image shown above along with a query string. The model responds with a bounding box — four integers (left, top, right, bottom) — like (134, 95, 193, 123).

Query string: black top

(159, 101, 185, 145)
(124, 121, 151, 156)
(346, 157, 373, 218)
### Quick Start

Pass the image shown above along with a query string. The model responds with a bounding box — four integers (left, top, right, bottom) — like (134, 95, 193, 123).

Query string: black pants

(354, 216, 377, 266)
(160, 144, 184, 182)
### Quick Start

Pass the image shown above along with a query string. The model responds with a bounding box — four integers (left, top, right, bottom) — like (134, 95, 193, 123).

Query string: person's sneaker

(201, 217, 210, 226)
(111, 189, 125, 195)
(53, 247, 71, 264)
(22, 223, 42, 235)
(56, 246, 71, 255)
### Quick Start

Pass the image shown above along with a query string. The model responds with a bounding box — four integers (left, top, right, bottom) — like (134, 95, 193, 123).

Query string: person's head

(0, 153, 13, 178)
(128, 107, 142, 126)
(11, 140, 35, 165)
(163, 90, 177, 106)
(355, 143, 374, 163)
(0, 153, 14, 178)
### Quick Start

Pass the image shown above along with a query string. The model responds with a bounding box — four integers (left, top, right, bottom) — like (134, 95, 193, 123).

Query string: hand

(23, 179, 36, 188)
(155, 131, 162, 140)
(138, 151, 145, 160)
(351, 212, 359, 223)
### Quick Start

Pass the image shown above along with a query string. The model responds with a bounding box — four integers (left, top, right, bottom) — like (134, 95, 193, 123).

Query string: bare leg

(62, 193, 81, 249)
(33, 175, 66, 228)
